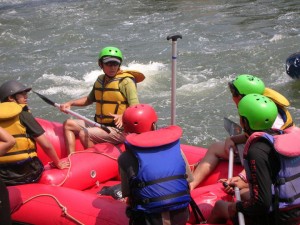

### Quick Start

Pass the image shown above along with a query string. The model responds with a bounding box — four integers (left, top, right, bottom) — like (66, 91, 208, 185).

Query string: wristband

(238, 173, 248, 183)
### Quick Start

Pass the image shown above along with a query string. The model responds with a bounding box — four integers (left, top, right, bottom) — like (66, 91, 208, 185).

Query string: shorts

(76, 120, 127, 145)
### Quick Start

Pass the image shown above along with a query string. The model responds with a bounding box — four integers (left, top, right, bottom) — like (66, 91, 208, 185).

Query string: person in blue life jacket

(118, 104, 194, 225)
(207, 94, 300, 225)
(0, 80, 69, 186)
(190, 74, 294, 193)
(0, 127, 15, 225)
(60, 46, 144, 155)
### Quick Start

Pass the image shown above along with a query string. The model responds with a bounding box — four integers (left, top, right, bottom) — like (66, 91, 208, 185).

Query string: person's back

(207, 94, 300, 225)
(190, 74, 293, 190)
(118, 104, 193, 225)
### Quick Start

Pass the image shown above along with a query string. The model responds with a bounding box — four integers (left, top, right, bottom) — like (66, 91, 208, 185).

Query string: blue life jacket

(244, 126, 300, 210)
(125, 126, 190, 214)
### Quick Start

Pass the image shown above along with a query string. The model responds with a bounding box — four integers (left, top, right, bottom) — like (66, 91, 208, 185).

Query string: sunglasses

(228, 82, 241, 97)
(104, 62, 120, 67)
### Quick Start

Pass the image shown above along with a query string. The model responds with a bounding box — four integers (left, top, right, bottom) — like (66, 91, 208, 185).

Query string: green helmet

(232, 74, 265, 96)
(238, 94, 277, 131)
(98, 46, 123, 62)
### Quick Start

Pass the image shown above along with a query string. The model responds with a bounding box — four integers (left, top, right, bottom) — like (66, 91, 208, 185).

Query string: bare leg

(207, 200, 231, 224)
(190, 141, 229, 190)
(79, 128, 95, 149)
(63, 119, 82, 154)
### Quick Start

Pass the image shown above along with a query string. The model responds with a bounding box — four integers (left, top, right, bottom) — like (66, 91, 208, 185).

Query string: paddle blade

(224, 117, 243, 136)
(33, 91, 56, 106)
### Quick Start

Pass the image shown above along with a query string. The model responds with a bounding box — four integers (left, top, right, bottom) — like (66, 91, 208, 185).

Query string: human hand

(219, 176, 248, 195)
(219, 178, 235, 195)
(50, 160, 70, 169)
(110, 113, 123, 129)
(224, 137, 237, 155)
(59, 102, 72, 113)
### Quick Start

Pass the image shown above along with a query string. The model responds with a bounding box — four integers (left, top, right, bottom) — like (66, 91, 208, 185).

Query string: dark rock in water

(286, 52, 300, 79)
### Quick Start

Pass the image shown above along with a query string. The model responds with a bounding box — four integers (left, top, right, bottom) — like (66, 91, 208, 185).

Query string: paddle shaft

(53, 102, 108, 130)
(228, 147, 245, 225)
(33, 91, 110, 133)
(225, 117, 245, 225)
(167, 34, 182, 125)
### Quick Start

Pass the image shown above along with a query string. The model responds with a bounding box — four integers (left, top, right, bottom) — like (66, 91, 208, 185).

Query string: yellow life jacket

(263, 88, 294, 129)
(94, 70, 142, 125)
(0, 102, 37, 163)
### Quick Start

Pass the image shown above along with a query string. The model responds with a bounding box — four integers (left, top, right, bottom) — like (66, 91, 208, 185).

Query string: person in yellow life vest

(0, 127, 15, 225)
(0, 80, 69, 186)
(190, 74, 294, 191)
(60, 46, 144, 154)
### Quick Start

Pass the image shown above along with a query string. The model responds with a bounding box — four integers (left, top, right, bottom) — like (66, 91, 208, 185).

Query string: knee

(211, 200, 227, 217)
(63, 119, 77, 130)
(78, 129, 88, 140)
(207, 141, 226, 157)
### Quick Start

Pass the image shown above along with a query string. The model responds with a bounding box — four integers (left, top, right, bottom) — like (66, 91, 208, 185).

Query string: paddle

(33, 91, 110, 133)
(224, 117, 244, 166)
(167, 34, 182, 125)
(224, 117, 245, 225)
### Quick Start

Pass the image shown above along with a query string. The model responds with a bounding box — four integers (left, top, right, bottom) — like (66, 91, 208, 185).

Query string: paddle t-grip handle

(167, 34, 182, 41)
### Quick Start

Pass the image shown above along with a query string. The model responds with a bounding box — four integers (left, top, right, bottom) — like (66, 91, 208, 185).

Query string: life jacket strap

(279, 192, 300, 203)
(3, 148, 36, 157)
(138, 190, 190, 205)
(132, 174, 187, 188)
(12, 134, 30, 138)
(275, 172, 300, 185)
(190, 197, 206, 224)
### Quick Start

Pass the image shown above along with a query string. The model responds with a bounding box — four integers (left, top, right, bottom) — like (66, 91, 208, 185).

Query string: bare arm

(60, 96, 93, 112)
(0, 127, 15, 156)
(34, 134, 69, 169)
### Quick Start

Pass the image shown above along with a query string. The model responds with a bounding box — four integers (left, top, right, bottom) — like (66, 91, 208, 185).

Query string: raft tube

(9, 183, 128, 225)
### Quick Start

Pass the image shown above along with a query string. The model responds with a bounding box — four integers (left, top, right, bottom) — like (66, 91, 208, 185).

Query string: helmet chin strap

(241, 117, 252, 136)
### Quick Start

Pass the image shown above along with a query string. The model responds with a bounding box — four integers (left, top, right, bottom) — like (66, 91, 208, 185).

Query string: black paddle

(224, 117, 243, 136)
(33, 91, 110, 133)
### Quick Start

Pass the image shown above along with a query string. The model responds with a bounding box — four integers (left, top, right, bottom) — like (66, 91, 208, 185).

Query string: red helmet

(123, 104, 158, 133)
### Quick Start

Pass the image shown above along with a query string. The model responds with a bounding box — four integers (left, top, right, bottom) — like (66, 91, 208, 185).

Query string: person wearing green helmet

(190, 74, 294, 191)
(207, 94, 300, 225)
(60, 46, 145, 154)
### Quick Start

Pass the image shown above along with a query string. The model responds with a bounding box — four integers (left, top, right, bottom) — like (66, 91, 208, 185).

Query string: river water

(1, 0, 300, 147)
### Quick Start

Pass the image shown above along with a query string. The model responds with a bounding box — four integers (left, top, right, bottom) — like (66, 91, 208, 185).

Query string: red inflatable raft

(7, 118, 242, 225)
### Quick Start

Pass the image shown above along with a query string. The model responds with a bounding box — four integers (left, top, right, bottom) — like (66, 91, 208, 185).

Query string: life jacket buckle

(276, 178, 286, 185)
(137, 182, 145, 188)
(142, 198, 150, 204)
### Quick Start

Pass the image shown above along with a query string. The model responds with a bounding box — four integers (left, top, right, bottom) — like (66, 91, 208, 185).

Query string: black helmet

(286, 52, 300, 79)
(0, 80, 32, 102)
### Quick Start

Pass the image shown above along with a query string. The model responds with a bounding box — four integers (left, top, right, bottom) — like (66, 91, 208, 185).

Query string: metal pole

(167, 34, 182, 125)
